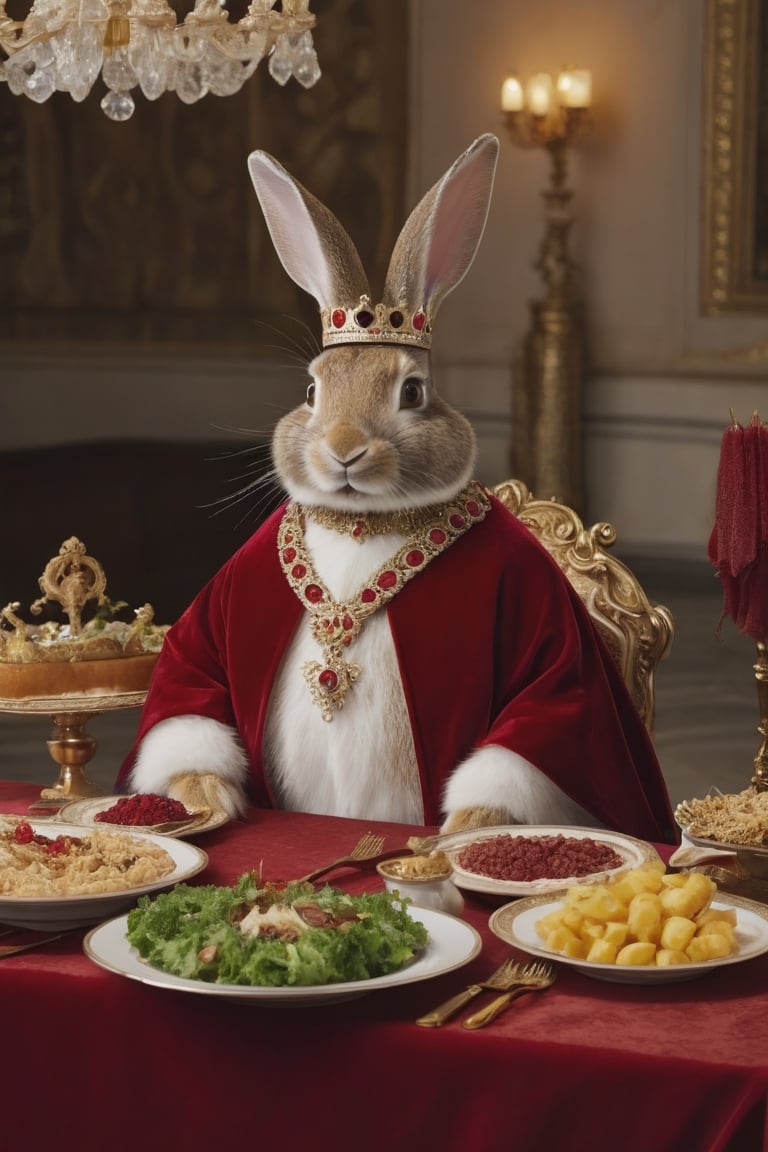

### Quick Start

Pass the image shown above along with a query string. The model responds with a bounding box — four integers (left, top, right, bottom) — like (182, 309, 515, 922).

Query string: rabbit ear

(383, 134, 499, 319)
(247, 151, 370, 310)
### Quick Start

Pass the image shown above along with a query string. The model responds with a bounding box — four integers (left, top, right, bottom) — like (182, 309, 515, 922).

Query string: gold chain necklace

(302, 501, 454, 542)
(278, 482, 490, 721)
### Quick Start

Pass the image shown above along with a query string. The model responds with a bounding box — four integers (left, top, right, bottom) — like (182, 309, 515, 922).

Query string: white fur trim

(129, 716, 249, 799)
(441, 745, 601, 828)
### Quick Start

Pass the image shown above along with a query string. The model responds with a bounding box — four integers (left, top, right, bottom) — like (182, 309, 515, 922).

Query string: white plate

(489, 891, 768, 984)
(438, 825, 660, 897)
(57, 796, 229, 839)
(0, 820, 208, 930)
(674, 808, 768, 877)
(84, 906, 482, 1004)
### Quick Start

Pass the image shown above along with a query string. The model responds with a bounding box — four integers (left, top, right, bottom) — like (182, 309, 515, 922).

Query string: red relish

(95, 794, 191, 827)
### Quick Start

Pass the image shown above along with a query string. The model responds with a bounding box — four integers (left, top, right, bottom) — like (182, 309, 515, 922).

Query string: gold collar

(278, 482, 490, 720)
(302, 499, 464, 543)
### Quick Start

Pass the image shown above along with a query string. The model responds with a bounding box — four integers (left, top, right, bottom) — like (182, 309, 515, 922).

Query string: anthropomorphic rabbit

(117, 134, 675, 843)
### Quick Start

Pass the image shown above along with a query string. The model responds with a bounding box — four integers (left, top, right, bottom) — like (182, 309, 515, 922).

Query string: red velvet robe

(117, 495, 676, 843)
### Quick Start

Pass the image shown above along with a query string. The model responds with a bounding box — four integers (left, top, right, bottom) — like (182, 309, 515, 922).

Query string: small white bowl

(377, 855, 464, 916)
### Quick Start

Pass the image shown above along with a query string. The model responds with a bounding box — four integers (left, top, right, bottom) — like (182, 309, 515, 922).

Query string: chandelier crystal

(0, 0, 320, 120)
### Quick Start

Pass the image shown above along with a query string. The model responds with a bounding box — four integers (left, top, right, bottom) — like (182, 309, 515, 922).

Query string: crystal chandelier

(0, 0, 320, 121)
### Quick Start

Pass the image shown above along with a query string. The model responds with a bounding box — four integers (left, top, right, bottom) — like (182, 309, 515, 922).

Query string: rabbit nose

(326, 423, 367, 466)
(330, 447, 367, 468)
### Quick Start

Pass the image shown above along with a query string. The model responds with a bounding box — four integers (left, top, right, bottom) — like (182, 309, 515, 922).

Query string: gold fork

(298, 832, 387, 884)
(462, 961, 556, 1029)
(143, 808, 212, 835)
(0, 931, 71, 958)
(406, 830, 455, 855)
(674, 801, 695, 828)
(415, 957, 529, 1028)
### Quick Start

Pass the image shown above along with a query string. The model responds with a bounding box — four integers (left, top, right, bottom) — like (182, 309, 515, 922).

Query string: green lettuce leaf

(126, 876, 429, 987)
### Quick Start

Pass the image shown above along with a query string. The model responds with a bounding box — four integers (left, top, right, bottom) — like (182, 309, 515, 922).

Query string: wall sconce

(501, 68, 592, 513)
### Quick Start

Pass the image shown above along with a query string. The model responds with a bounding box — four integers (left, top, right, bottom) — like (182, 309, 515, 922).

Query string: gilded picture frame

(702, 0, 768, 314)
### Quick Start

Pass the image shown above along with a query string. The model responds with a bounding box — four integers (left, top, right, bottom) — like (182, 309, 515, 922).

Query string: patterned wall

(0, 0, 409, 350)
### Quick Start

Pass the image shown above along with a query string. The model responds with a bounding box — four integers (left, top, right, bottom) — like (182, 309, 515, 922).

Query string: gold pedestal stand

(0, 690, 146, 809)
(1, 537, 164, 811)
(752, 641, 768, 791)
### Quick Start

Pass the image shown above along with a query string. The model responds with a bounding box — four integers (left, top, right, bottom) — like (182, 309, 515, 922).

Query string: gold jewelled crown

(321, 295, 432, 349)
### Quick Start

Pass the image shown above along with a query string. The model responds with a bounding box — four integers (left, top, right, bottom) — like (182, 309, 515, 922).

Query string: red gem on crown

(331, 309, 346, 329)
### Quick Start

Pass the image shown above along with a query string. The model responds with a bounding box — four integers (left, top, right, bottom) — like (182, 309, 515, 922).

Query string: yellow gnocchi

(534, 864, 736, 967)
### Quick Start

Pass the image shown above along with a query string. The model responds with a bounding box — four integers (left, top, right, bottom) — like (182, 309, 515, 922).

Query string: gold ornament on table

(501, 67, 592, 513)
(0, 537, 168, 807)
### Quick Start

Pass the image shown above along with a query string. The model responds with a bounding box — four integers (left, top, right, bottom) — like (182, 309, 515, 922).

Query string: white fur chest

(263, 522, 424, 822)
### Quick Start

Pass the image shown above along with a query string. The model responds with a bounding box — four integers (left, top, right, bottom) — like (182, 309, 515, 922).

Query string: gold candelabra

(502, 68, 592, 513)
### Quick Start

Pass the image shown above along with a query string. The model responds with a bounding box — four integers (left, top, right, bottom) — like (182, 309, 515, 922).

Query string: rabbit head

(247, 135, 499, 513)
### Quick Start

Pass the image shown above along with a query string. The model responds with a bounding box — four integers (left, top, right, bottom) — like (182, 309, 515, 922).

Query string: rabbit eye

(306, 382, 316, 407)
(400, 378, 425, 409)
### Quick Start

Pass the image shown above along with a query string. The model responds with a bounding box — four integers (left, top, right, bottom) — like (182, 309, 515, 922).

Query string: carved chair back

(494, 479, 674, 735)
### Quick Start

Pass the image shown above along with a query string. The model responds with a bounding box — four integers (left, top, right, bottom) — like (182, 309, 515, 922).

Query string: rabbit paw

(440, 806, 511, 835)
(167, 772, 247, 819)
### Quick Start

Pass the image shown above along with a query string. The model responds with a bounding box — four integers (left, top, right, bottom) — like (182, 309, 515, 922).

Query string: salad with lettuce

(126, 873, 429, 987)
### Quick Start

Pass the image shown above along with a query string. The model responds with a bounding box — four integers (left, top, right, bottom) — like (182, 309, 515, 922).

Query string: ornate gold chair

(494, 479, 674, 736)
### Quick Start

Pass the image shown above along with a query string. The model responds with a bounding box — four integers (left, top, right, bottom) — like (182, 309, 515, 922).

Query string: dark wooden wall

(0, 440, 280, 624)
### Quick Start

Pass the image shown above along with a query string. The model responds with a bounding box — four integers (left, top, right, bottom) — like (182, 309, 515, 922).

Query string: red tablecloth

(0, 780, 766, 1152)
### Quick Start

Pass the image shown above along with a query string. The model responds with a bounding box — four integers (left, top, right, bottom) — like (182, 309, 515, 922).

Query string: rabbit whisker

(252, 316, 320, 365)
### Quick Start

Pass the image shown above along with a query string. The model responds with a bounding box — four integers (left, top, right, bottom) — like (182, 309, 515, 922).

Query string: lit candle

(526, 72, 552, 117)
(500, 74, 524, 112)
(557, 69, 592, 108)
